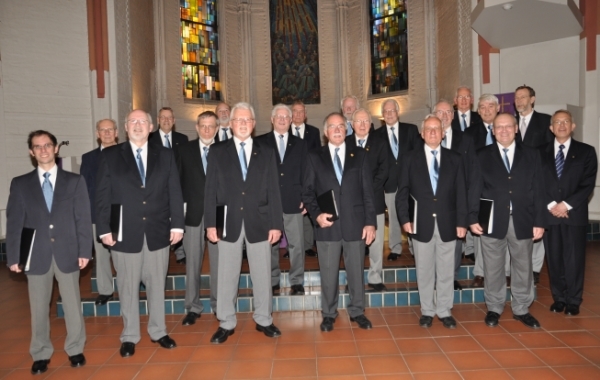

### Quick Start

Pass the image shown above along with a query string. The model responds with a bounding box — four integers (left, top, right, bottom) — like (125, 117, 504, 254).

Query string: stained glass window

(181, 0, 221, 100)
(370, 0, 408, 95)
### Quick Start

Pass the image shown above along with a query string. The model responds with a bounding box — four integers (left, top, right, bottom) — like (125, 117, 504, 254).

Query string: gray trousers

(303, 214, 314, 250)
(27, 257, 86, 360)
(413, 221, 455, 318)
(217, 222, 273, 330)
(272, 213, 304, 286)
(183, 218, 219, 314)
(367, 213, 385, 284)
(481, 216, 534, 315)
(385, 192, 402, 254)
(111, 237, 169, 343)
(93, 224, 114, 295)
(316, 239, 366, 319)
(532, 239, 545, 273)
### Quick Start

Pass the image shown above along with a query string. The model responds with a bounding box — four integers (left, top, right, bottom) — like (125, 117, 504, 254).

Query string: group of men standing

(5, 84, 597, 375)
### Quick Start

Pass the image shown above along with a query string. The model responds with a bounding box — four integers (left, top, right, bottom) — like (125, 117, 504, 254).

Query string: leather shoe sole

(320, 317, 335, 332)
(256, 323, 282, 337)
(290, 284, 305, 295)
(439, 316, 457, 329)
(350, 315, 372, 329)
(472, 276, 484, 287)
(485, 311, 500, 327)
(550, 301, 566, 313)
(31, 359, 50, 375)
(210, 327, 235, 344)
(95, 294, 113, 306)
(120, 342, 135, 357)
(513, 313, 541, 329)
(368, 283, 387, 292)
(565, 304, 580, 316)
(419, 315, 433, 328)
(152, 335, 177, 349)
(69, 353, 86, 367)
(182, 312, 200, 326)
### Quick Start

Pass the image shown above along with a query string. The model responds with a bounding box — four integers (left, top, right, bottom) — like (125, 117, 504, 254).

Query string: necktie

(334, 147, 343, 184)
(294, 127, 300, 137)
(136, 148, 145, 186)
(346, 121, 353, 136)
(358, 139, 365, 148)
(461, 113, 467, 131)
(164, 134, 171, 148)
(502, 148, 511, 172)
(485, 124, 493, 146)
(42, 172, 53, 212)
(556, 144, 565, 178)
(239, 142, 248, 181)
(221, 128, 229, 141)
(430, 150, 439, 194)
(202, 146, 208, 174)
(390, 127, 399, 159)
(441, 131, 447, 148)
(278, 134, 286, 162)
(520, 117, 528, 139)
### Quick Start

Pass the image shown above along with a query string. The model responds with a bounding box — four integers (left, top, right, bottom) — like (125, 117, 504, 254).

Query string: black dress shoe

(472, 276, 484, 287)
(152, 335, 177, 348)
(305, 248, 317, 257)
(95, 293, 113, 306)
(368, 283, 387, 292)
(533, 271, 540, 284)
(465, 253, 475, 262)
(69, 353, 86, 367)
(120, 342, 135, 357)
(283, 251, 290, 258)
(210, 327, 234, 344)
(31, 359, 50, 375)
(506, 276, 511, 287)
(350, 314, 372, 329)
(513, 313, 541, 329)
(485, 311, 500, 327)
(565, 304, 580, 316)
(419, 315, 433, 328)
(453, 280, 463, 291)
(182, 311, 200, 326)
(176, 257, 186, 265)
(272, 284, 280, 292)
(365, 246, 370, 256)
(439, 316, 457, 329)
(387, 253, 400, 261)
(320, 317, 335, 332)
(256, 323, 282, 337)
(290, 284, 305, 295)
(550, 301, 566, 313)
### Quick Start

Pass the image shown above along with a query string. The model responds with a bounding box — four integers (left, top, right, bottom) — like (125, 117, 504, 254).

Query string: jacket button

(242, 192, 245, 195)
(143, 201, 146, 204)
(49, 225, 54, 229)
(281, 173, 284, 176)
(433, 198, 437, 201)
(240, 207, 243, 211)
(432, 213, 436, 217)
(143, 217, 146, 220)
(509, 191, 512, 194)
(141, 185, 144, 188)
(50, 238, 54, 242)
(508, 177, 511, 180)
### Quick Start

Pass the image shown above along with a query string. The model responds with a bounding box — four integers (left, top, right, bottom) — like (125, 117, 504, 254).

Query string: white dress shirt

(233, 136, 253, 166)
(291, 123, 305, 138)
(424, 144, 441, 175)
(547, 138, 573, 210)
(129, 141, 148, 177)
(158, 129, 173, 147)
(37, 164, 58, 188)
(355, 135, 369, 147)
(386, 122, 399, 148)
(459, 110, 472, 128)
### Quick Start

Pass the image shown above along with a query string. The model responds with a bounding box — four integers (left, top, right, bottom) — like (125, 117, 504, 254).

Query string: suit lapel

(562, 140, 578, 175)
(417, 149, 434, 196)
(319, 147, 339, 186)
(190, 140, 205, 177)
(226, 139, 244, 180)
(120, 143, 143, 185)
(285, 134, 297, 161)
(28, 170, 50, 215)
(146, 143, 159, 182)
(246, 141, 261, 181)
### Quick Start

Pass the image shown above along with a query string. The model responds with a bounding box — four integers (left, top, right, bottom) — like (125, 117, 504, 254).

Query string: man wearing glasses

(303, 112, 376, 332)
(452, 86, 482, 132)
(81, 119, 118, 306)
(205, 102, 283, 344)
(95, 109, 185, 357)
(215, 102, 233, 142)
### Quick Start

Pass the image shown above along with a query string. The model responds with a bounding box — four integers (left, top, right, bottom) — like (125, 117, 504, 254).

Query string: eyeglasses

(127, 119, 149, 126)
(274, 115, 291, 120)
(198, 124, 217, 130)
(552, 120, 572, 126)
(382, 109, 397, 115)
(456, 95, 471, 100)
(32, 143, 55, 151)
(435, 110, 453, 116)
(353, 120, 370, 125)
(232, 118, 254, 125)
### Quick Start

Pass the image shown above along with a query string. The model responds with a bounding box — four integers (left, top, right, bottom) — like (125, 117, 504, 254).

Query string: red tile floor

(1, 242, 599, 379)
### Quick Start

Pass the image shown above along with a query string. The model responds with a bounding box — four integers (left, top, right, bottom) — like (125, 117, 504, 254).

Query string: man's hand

(170, 231, 183, 245)
(550, 202, 569, 218)
(533, 227, 544, 240)
(207, 227, 219, 243)
(101, 234, 116, 246)
(268, 229, 282, 244)
(300, 202, 307, 215)
(470, 223, 483, 235)
(402, 222, 413, 234)
(79, 258, 89, 269)
(362, 226, 376, 245)
(9, 264, 21, 273)
(457, 227, 467, 239)
(316, 213, 334, 228)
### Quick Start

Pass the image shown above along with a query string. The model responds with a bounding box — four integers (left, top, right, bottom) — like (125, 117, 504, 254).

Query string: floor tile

(412, 372, 462, 380)
(89, 364, 143, 380)
(506, 367, 564, 380)
(460, 369, 512, 380)
(274, 343, 317, 359)
(316, 341, 359, 357)
(317, 357, 363, 376)
(553, 331, 600, 347)
(233, 344, 277, 361)
(148, 346, 195, 363)
(473, 333, 524, 350)
(513, 331, 566, 348)
(445, 351, 500, 371)
(488, 349, 546, 368)
(179, 362, 229, 380)
(225, 359, 273, 379)
(360, 355, 409, 374)
(271, 358, 317, 378)
(531, 347, 591, 366)
(395, 337, 441, 354)
(355, 339, 400, 356)
(435, 336, 482, 352)
(403, 353, 455, 372)
(134, 363, 186, 380)
(551, 365, 600, 380)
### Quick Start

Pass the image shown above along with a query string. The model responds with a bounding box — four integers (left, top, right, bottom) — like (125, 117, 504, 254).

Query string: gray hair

(271, 103, 292, 119)
(340, 95, 359, 109)
(381, 99, 400, 115)
(478, 93, 499, 106)
(230, 102, 256, 120)
(124, 110, 152, 125)
(95, 119, 117, 130)
(420, 114, 442, 133)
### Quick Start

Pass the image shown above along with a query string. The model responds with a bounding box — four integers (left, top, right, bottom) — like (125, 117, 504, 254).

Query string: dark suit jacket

(175, 139, 209, 227)
(452, 110, 482, 132)
(540, 139, 598, 226)
(289, 123, 321, 152)
(95, 142, 185, 252)
(345, 134, 389, 214)
(468, 143, 546, 240)
(464, 121, 495, 150)
(80, 147, 101, 223)
(372, 123, 421, 193)
(302, 144, 377, 242)
(149, 129, 189, 150)
(396, 146, 467, 242)
(204, 138, 283, 243)
(516, 111, 553, 148)
(448, 126, 476, 185)
(6, 168, 92, 275)
(255, 132, 307, 215)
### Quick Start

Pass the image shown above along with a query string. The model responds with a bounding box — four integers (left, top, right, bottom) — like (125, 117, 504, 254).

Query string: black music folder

(19, 227, 36, 271)
(110, 204, 123, 242)
(408, 194, 418, 234)
(317, 190, 339, 221)
(216, 205, 227, 239)
(479, 198, 494, 234)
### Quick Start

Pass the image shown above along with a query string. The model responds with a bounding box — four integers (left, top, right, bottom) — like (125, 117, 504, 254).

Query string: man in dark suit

(256, 104, 308, 295)
(372, 99, 421, 261)
(397, 115, 467, 329)
(290, 100, 321, 257)
(205, 102, 284, 344)
(469, 113, 546, 329)
(7, 130, 91, 374)
(341, 95, 359, 136)
(434, 101, 476, 291)
(346, 108, 389, 292)
(303, 112, 377, 332)
(96, 109, 185, 357)
(80, 119, 118, 306)
(514, 85, 554, 284)
(541, 110, 597, 316)
(452, 86, 482, 132)
(176, 111, 220, 326)
(215, 102, 233, 142)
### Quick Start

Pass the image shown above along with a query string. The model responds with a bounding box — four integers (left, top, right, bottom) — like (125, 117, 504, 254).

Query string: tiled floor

(1, 242, 599, 379)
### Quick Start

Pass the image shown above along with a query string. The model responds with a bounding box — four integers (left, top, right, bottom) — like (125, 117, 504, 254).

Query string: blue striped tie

(391, 127, 399, 159)
(556, 144, 565, 178)
(42, 172, 53, 211)
(430, 150, 439, 194)
(239, 142, 248, 181)
(334, 147, 343, 184)
(202, 146, 208, 174)
(461, 113, 467, 131)
(502, 148, 511, 173)
(136, 148, 145, 186)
